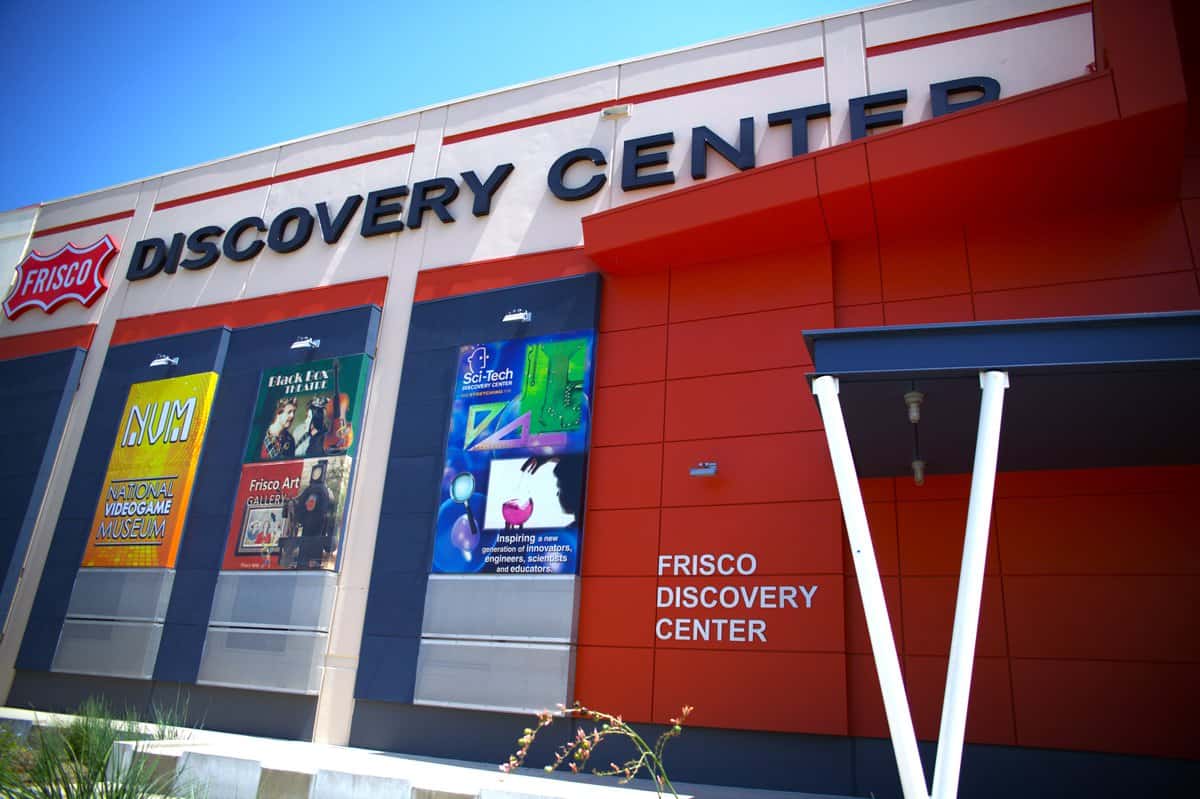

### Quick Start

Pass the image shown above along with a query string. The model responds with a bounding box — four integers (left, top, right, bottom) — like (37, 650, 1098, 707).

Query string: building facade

(0, 1, 1196, 796)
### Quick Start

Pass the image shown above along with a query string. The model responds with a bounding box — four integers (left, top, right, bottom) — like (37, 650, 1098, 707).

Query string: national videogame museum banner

(431, 331, 595, 575)
(81, 372, 219, 568)
(222, 354, 369, 572)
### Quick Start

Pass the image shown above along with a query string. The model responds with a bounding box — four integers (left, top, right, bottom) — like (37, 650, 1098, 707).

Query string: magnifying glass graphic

(449, 472, 481, 560)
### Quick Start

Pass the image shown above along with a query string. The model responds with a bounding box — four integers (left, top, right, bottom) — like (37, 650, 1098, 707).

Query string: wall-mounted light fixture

(911, 458, 926, 486)
(904, 390, 924, 423)
(149, 354, 178, 368)
(601, 104, 631, 120)
(689, 461, 718, 478)
(290, 336, 321, 351)
(907, 383, 926, 485)
(502, 309, 532, 323)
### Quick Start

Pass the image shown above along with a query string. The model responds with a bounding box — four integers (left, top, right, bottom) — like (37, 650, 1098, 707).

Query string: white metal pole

(812, 376, 930, 799)
(930, 370, 1009, 799)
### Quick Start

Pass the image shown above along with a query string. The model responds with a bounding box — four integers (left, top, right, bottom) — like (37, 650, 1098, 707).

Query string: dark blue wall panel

(371, 512, 432, 576)
(155, 305, 382, 683)
(354, 637, 420, 704)
(0, 349, 85, 633)
(15, 329, 229, 672)
(14, 306, 382, 680)
(355, 273, 601, 703)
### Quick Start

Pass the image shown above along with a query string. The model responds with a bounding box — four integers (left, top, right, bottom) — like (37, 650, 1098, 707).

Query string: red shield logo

(3, 235, 118, 320)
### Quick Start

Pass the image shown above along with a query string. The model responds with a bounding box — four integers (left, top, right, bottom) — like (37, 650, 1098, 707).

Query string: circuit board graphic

(520, 338, 587, 433)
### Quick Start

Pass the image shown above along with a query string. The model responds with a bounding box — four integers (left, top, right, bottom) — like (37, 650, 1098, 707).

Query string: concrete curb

(2, 706, 854, 799)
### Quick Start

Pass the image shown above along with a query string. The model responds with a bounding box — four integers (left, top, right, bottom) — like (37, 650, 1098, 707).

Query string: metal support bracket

(812, 371, 1009, 799)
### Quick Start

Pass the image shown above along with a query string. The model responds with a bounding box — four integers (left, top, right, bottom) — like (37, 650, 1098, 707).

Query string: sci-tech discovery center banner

(81, 372, 219, 568)
(432, 331, 595, 575)
(223, 354, 369, 571)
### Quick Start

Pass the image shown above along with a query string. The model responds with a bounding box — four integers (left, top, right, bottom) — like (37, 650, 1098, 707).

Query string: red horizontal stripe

(36, 57, 826, 229)
(0, 324, 97, 359)
(623, 56, 825, 105)
(153, 143, 416, 211)
(444, 100, 613, 145)
(866, 2, 1091, 57)
(109, 277, 389, 345)
(32, 210, 135, 239)
(111, 277, 386, 343)
(414, 246, 596, 302)
(444, 56, 825, 145)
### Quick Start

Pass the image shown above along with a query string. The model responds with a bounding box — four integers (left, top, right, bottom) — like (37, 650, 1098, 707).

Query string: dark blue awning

(803, 312, 1200, 476)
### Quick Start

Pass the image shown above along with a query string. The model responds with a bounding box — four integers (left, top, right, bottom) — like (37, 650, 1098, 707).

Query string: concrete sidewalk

(1, 706, 857, 799)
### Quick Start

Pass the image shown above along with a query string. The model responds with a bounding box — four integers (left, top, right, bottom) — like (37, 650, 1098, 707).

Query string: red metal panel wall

(415, 199, 1200, 754)
(573, 244, 849, 736)
(577, 207, 1200, 750)
(829, 202, 1200, 328)
(412, 4, 1200, 744)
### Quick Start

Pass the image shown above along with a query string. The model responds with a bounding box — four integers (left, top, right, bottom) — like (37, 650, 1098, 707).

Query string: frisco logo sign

(2, 235, 118, 320)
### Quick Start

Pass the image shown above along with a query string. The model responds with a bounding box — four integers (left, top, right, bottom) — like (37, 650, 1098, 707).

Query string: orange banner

(81, 372, 219, 568)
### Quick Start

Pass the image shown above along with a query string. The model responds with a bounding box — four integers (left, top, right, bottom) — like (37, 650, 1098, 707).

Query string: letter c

(547, 147, 608, 200)
(223, 217, 267, 262)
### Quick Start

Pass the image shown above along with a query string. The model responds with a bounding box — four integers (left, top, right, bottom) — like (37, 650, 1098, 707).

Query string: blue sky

(0, 0, 866, 214)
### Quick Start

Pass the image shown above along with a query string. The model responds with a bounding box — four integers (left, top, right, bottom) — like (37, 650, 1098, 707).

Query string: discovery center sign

(123, 77, 1000, 282)
(656, 552, 820, 644)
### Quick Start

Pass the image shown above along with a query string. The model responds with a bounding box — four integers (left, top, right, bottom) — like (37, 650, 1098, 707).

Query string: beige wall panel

(444, 68, 617, 139)
(606, 70, 827, 210)
(324, 586, 368, 659)
(242, 113, 424, 301)
(867, 15, 1094, 128)
(120, 185, 273, 316)
(153, 148, 279, 208)
(34, 184, 141, 234)
(616, 22, 823, 96)
(863, 0, 1084, 46)
(420, 114, 612, 269)
(0, 206, 38, 241)
(2, 184, 148, 336)
(239, 154, 416, 298)
(272, 114, 420, 175)
(824, 14, 869, 147)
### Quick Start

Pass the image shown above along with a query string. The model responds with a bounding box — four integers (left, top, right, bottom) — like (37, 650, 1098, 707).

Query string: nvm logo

(121, 397, 198, 447)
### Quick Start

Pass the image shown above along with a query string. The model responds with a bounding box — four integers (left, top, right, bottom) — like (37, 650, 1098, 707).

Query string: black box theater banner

(82, 372, 219, 568)
(223, 354, 369, 571)
(241, 354, 368, 463)
(431, 331, 594, 575)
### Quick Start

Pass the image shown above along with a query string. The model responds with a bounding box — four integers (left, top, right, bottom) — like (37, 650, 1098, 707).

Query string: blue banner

(430, 331, 594, 574)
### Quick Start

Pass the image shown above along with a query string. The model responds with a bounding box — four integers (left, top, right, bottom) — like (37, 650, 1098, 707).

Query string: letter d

(127, 238, 167, 281)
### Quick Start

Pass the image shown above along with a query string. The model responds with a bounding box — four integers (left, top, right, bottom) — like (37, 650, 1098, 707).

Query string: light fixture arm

(290, 336, 321, 351)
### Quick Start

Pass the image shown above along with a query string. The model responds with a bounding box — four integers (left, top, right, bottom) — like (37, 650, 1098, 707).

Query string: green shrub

(0, 697, 202, 799)
(503, 703, 693, 797)
(0, 726, 36, 785)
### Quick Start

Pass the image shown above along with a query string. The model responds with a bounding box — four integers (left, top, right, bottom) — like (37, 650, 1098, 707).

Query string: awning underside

(804, 312, 1200, 477)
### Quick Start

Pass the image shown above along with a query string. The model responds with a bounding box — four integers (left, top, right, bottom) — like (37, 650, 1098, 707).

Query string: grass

(0, 697, 203, 798)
